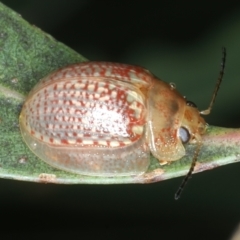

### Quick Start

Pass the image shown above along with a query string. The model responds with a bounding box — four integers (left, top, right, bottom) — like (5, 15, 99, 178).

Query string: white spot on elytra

(74, 91, 81, 98)
(94, 93, 100, 98)
(105, 69, 112, 76)
(65, 82, 72, 89)
(127, 91, 139, 103)
(69, 108, 75, 115)
(77, 133, 83, 138)
(123, 139, 132, 145)
(132, 125, 143, 135)
(91, 134, 98, 139)
(129, 71, 137, 80)
(84, 102, 90, 108)
(85, 111, 92, 117)
(63, 116, 69, 122)
(134, 107, 142, 119)
(98, 140, 108, 146)
(88, 84, 95, 91)
(89, 94, 93, 100)
(111, 91, 117, 98)
(129, 101, 143, 119)
(53, 138, 61, 145)
(73, 125, 78, 130)
(68, 138, 76, 144)
(84, 67, 92, 74)
(81, 117, 89, 124)
(118, 100, 123, 106)
(82, 140, 93, 145)
(71, 99, 81, 107)
(74, 83, 85, 89)
(69, 90, 75, 95)
(93, 72, 100, 77)
(57, 82, 64, 89)
(108, 84, 115, 90)
(97, 87, 105, 93)
(110, 141, 120, 147)
(80, 73, 87, 77)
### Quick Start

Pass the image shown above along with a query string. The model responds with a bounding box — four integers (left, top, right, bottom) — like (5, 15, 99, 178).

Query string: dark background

(1, 1, 240, 239)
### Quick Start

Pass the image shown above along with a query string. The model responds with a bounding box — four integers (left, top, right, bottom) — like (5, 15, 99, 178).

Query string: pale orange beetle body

(19, 62, 206, 177)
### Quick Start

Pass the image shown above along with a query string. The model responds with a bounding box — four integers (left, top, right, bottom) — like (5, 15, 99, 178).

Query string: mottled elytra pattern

(23, 62, 152, 148)
(24, 78, 146, 148)
(19, 62, 153, 176)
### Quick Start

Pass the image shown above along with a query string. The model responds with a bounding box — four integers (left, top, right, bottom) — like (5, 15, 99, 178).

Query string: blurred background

(1, 0, 240, 239)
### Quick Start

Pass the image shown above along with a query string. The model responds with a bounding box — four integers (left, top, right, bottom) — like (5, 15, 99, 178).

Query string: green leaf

(0, 2, 240, 185)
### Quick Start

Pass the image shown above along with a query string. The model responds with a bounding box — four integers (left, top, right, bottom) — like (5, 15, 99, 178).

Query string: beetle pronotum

(19, 48, 226, 199)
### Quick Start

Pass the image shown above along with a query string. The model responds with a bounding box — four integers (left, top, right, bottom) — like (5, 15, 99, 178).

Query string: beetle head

(178, 100, 206, 145)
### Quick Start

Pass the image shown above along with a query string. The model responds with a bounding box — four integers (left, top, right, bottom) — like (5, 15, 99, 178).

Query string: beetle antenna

(200, 47, 226, 115)
(174, 141, 202, 200)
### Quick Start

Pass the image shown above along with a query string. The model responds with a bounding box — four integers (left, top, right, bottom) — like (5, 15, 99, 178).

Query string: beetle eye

(186, 100, 197, 108)
(178, 127, 190, 144)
